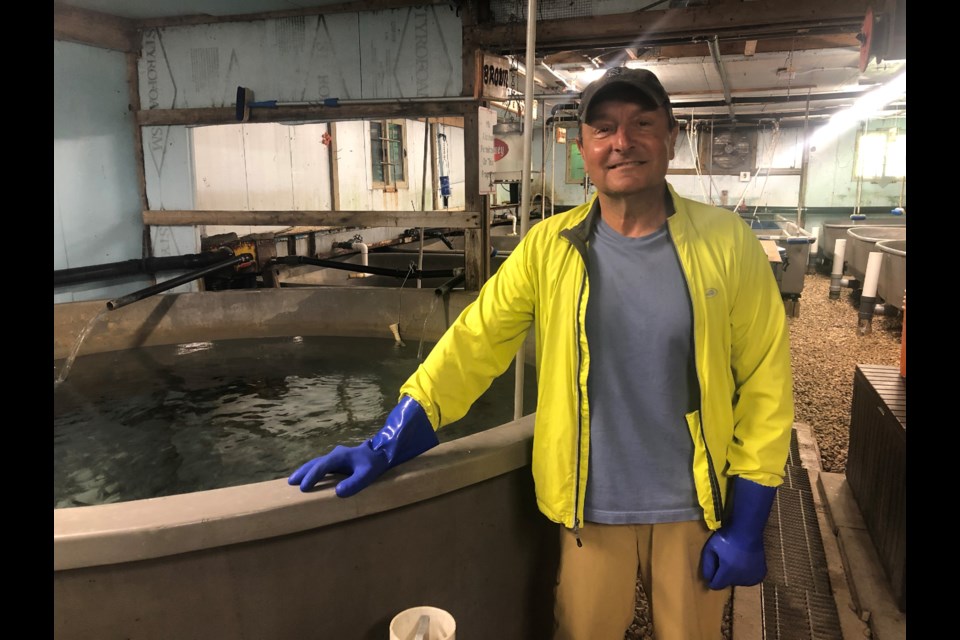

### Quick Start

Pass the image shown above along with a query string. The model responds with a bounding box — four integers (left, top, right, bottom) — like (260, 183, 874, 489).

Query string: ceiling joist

(54, 2, 137, 52)
(471, 0, 872, 53)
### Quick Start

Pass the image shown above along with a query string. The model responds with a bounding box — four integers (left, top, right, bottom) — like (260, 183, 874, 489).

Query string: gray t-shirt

(583, 216, 702, 524)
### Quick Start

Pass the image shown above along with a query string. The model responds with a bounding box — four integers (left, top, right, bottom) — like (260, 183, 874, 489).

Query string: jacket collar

(562, 183, 678, 248)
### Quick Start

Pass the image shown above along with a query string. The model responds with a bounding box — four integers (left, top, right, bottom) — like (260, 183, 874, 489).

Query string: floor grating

(759, 430, 842, 640)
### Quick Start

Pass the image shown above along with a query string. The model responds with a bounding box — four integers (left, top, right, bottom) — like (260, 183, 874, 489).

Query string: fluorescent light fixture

(809, 70, 906, 149)
(577, 67, 608, 88)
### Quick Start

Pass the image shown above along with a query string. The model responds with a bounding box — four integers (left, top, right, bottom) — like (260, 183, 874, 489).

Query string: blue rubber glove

(288, 396, 439, 497)
(701, 476, 777, 589)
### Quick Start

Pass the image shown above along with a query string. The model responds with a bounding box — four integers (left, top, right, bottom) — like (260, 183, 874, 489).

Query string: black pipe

(55, 250, 235, 287)
(434, 270, 466, 297)
(106, 254, 252, 311)
(270, 255, 456, 279)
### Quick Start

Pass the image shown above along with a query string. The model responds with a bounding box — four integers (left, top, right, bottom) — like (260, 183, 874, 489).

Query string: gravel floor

(623, 270, 904, 640)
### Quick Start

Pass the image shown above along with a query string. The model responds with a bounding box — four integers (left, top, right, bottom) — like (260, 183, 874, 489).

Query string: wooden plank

(760, 240, 782, 263)
(54, 2, 137, 52)
(461, 105, 488, 291)
(125, 51, 152, 262)
(136, 102, 474, 127)
(143, 210, 481, 228)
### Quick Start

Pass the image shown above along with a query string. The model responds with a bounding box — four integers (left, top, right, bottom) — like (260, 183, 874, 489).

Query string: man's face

(577, 99, 679, 199)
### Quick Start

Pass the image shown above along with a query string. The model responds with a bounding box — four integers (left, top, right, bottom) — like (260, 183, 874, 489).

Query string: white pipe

(346, 241, 370, 279)
(857, 251, 885, 335)
(352, 242, 369, 267)
(515, 0, 537, 422)
(506, 213, 517, 235)
(861, 251, 883, 299)
(829, 238, 847, 299)
(830, 239, 846, 278)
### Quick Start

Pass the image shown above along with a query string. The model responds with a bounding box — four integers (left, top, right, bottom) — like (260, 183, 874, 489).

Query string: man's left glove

(701, 476, 777, 589)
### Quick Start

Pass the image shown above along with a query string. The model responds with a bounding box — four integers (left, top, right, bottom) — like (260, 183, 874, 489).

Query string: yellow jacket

(401, 184, 794, 531)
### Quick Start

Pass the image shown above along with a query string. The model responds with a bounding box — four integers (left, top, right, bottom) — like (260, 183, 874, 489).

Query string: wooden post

(461, 11, 489, 290)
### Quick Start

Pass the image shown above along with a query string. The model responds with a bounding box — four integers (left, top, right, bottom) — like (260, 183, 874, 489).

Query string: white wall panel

(334, 120, 373, 210)
(243, 124, 296, 211)
(290, 124, 333, 211)
(142, 125, 203, 292)
(138, 16, 362, 108)
(193, 124, 248, 210)
(137, 6, 463, 109)
(358, 6, 461, 98)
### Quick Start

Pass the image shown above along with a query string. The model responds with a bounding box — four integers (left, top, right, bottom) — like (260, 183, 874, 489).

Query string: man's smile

(607, 160, 646, 170)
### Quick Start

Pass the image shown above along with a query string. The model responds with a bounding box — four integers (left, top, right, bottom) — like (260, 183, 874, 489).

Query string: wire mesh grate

(760, 430, 842, 640)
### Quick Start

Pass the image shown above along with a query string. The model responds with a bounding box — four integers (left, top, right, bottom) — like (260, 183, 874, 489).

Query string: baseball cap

(578, 67, 675, 126)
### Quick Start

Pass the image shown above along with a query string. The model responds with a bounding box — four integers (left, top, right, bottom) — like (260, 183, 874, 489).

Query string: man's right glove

(288, 395, 438, 497)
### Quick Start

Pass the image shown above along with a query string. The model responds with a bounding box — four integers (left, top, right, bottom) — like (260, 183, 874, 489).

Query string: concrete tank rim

(54, 414, 536, 572)
(823, 218, 907, 229)
(845, 226, 908, 241)
(876, 239, 907, 256)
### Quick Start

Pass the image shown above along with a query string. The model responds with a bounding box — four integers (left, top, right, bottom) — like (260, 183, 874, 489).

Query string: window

(370, 121, 407, 189)
(855, 129, 906, 179)
(566, 140, 585, 184)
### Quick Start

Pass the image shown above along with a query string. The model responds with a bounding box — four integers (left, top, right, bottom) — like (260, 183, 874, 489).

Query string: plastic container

(389, 606, 456, 640)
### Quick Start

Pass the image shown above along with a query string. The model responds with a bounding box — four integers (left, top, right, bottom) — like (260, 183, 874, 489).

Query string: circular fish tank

(876, 238, 906, 309)
(845, 226, 907, 282)
(54, 287, 556, 639)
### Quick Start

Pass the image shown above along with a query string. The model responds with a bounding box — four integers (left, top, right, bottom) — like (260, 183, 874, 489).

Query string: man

(289, 67, 794, 640)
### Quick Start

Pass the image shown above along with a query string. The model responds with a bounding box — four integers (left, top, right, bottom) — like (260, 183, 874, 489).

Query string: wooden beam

(125, 51, 154, 264)
(136, 102, 476, 127)
(668, 168, 801, 176)
(54, 2, 137, 52)
(471, 0, 871, 51)
(644, 34, 860, 59)
(461, 17, 489, 291)
(134, 0, 446, 28)
(143, 210, 482, 228)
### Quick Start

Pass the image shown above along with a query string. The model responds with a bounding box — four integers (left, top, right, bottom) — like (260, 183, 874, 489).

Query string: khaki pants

(553, 520, 730, 640)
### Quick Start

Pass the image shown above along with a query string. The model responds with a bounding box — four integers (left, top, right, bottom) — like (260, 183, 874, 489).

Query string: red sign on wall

(494, 138, 508, 161)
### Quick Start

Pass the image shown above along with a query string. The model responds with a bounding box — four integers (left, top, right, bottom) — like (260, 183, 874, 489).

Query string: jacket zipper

(572, 268, 588, 547)
(668, 228, 724, 524)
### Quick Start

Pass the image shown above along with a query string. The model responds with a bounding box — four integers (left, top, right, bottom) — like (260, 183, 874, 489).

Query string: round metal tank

(876, 238, 906, 309)
(820, 216, 906, 261)
(845, 226, 907, 282)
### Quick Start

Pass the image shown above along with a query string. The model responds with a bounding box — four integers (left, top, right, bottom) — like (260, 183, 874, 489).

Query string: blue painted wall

(54, 40, 147, 304)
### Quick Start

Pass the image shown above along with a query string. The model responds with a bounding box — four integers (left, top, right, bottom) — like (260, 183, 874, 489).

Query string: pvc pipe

(829, 238, 847, 299)
(506, 213, 517, 236)
(515, 0, 538, 421)
(857, 251, 884, 335)
(352, 242, 369, 267)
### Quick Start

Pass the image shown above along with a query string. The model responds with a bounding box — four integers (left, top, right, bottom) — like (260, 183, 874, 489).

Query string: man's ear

(668, 125, 679, 161)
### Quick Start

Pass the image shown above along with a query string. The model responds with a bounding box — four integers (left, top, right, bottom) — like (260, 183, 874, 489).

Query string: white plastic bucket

(389, 606, 456, 640)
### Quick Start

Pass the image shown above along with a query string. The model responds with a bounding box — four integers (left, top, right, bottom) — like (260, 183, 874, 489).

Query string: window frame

(370, 119, 408, 191)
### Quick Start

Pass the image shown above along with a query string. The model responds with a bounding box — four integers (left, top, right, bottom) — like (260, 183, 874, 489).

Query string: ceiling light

(809, 70, 906, 149)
